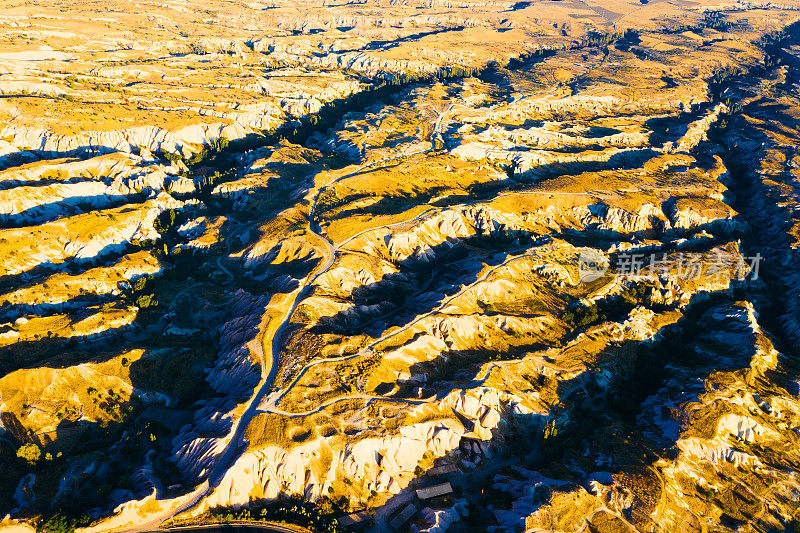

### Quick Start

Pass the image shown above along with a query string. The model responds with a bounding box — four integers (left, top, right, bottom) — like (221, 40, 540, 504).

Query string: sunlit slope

(1, 2, 800, 533)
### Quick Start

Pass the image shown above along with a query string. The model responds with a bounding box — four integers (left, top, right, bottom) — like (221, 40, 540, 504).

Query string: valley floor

(2, 2, 800, 533)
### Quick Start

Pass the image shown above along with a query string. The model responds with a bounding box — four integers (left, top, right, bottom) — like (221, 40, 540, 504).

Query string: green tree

(16, 442, 41, 465)
(38, 512, 80, 533)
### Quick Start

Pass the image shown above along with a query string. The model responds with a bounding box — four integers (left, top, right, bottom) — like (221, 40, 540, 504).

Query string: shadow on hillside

(0, 128, 352, 519)
(0, 192, 137, 229)
(363, 27, 465, 53)
(644, 105, 711, 147)
(368, 290, 766, 531)
(308, 231, 546, 341)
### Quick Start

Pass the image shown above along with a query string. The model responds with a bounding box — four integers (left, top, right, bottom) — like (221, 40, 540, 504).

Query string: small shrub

(38, 513, 76, 533)
(135, 293, 159, 309)
(16, 443, 41, 465)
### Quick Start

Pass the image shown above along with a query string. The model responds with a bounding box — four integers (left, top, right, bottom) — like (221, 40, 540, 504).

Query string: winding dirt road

(106, 100, 459, 533)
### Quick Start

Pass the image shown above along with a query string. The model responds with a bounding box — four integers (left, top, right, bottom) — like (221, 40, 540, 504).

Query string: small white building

(427, 463, 459, 476)
(389, 503, 418, 530)
(337, 510, 372, 528)
(416, 481, 454, 500)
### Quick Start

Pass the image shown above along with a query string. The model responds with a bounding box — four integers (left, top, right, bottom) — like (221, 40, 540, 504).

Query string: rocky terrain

(2, 1, 800, 532)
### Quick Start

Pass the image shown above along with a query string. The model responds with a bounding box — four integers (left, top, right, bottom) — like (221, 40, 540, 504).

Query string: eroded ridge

(2, 2, 800, 533)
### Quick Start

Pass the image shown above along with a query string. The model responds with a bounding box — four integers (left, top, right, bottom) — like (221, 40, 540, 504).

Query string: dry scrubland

(3, 1, 800, 532)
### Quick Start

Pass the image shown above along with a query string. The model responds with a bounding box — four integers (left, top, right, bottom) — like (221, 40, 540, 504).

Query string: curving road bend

(107, 103, 460, 533)
(261, 249, 545, 414)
